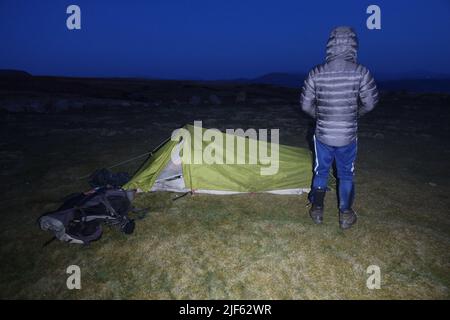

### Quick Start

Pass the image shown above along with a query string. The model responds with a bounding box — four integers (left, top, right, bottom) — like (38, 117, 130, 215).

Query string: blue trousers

(311, 135, 357, 211)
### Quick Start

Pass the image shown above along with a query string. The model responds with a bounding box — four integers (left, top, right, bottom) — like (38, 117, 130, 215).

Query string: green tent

(124, 124, 313, 195)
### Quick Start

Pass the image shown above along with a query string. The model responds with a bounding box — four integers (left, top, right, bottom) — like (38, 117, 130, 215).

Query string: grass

(0, 109, 449, 299)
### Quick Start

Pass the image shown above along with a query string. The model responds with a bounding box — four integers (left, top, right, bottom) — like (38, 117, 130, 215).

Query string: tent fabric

(123, 124, 313, 194)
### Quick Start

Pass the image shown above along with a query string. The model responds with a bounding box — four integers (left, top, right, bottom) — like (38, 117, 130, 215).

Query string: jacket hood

(326, 26, 358, 63)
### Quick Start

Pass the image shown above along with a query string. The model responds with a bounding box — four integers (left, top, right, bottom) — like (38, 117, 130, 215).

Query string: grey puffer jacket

(300, 26, 379, 147)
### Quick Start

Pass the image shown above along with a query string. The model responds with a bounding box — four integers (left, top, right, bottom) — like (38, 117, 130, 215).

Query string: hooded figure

(300, 26, 379, 229)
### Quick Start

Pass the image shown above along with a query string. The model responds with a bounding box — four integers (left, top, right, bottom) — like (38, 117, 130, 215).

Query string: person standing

(300, 26, 379, 229)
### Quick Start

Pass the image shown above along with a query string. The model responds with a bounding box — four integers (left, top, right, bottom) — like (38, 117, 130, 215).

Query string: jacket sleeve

(358, 68, 379, 117)
(300, 70, 317, 118)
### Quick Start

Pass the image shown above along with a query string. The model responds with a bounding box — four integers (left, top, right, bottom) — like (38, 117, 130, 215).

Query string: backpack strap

(130, 207, 150, 220)
(42, 236, 57, 247)
(99, 195, 119, 217)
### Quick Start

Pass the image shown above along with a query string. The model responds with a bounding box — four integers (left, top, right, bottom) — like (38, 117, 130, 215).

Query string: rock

(251, 98, 268, 105)
(0, 101, 24, 112)
(71, 101, 85, 110)
(373, 133, 385, 139)
(53, 99, 70, 112)
(100, 128, 118, 137)
(0, 150, 24, 175)
(269, 98, 288, 104)
(128, 92, 148, 102)
(1, 99, 40, 113)
(189, 96, 202, 106)
(236, 91, 246, 103)
(209, 94, 221, 105)
(26, 101, 47, 113)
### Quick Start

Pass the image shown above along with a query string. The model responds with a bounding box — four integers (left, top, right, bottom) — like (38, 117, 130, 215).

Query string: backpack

(38, 187, 138, 245)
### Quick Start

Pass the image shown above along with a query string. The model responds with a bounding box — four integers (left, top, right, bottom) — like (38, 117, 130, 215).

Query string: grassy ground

(1, 101, 449, 299)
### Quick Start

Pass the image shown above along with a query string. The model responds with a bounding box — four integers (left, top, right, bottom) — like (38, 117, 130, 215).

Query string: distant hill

(2, 69, 449, 93)
(0, 69, 32, 78)
(223, 72, 450, 93)
(378, 79, 450, 93)
(247, 72, 307, 88)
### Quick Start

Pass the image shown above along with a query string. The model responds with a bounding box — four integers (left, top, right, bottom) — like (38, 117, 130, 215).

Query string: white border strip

(137, 187, 310, 195)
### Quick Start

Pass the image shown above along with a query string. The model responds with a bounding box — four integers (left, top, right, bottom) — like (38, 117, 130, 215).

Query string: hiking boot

(309, 188, 326, 224)
(309, 205, 324, 224)
(339, 208, 357, 230)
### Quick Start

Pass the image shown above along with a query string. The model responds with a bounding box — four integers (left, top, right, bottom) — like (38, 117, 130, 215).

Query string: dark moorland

(1, 75, 449, 298)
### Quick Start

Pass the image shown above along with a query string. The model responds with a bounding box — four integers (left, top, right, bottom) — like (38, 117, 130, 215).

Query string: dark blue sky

(1, 0, 449, 79)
